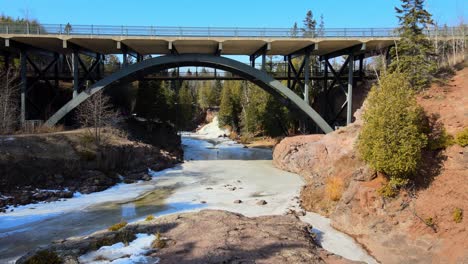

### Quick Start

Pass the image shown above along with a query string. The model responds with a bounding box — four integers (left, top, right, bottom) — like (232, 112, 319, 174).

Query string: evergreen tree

(290, 22, 299, 38)
(134, 80, 171, 122)
(218, 81, 242, 131)
(318, 14, 325, 37)
(177, 82, 195, 129)
(358, 71, 427, 183)
(197, 79, 221, 109)
(197, 80, 210, 110)
(302, 10, 317, 38)
(390, 0, 436, 90)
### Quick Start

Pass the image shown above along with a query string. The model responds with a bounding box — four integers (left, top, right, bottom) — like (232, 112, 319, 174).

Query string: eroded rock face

(273, 111, 374, 215)
(330, 144, 468, 264)
(273, 100, 468, 263)
(17, 210, 358, 264)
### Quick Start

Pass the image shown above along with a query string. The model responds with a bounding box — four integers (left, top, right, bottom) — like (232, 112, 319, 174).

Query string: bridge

(0, 23, 463, 133)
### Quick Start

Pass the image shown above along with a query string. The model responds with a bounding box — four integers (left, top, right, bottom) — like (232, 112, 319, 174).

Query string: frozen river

(0, 121, 376, 263)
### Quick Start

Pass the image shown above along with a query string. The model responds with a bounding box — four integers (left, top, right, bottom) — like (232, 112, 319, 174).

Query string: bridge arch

(45, 54, 333, 133)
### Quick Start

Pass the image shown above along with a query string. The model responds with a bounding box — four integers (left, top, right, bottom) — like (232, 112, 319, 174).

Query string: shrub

(358, 71, 427, 183)
(377, 177, 409, 198)
(455, 128, 468, 147)
(24, 250, 62, 264)
(453, 208, 463, 223)
(145, 215, 155, 221)
(78, 149, 96, 161)
(108, 221, 127, 231)
(152, 231, 166, 249)
(422, 114, 454, 150)
(325, 177, 344, 201)
(427, 126, 454, 150)
(117, 229, 136, 246)
(80, 133, 95, 145)
(240, 133, 254, 144)
(424, 217, 435, 227)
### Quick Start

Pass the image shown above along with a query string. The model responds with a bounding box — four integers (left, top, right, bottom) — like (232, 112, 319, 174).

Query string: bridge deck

(0, 24, 408, 56)
(1, 34, 397, 56)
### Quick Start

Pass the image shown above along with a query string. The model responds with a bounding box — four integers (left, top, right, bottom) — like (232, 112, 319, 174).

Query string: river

(0, 123, 376, 264)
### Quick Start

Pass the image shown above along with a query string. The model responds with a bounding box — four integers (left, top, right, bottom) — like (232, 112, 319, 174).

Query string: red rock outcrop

(273, 68, 468, 263)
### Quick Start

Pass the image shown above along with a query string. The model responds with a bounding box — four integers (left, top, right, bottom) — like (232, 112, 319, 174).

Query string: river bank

(0, 120, 182, 211)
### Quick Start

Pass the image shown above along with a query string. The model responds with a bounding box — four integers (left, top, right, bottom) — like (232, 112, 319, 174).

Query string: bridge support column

(122, 51, 128, 68)
(285, 55, 291, 89)
(54, 53, 59, 89)
(303, 49, 310, 104)
(20, 50, 27, 124)
(137, 54, 143, 63)
(358, 54, 364, 79)
(261, 52, 266, 71)
(96, 54, 102, 80)
(250, 43, 270, 70)
(3, 52, 10, 72)
(347, 54, 354, 125)
(72, 51, 79, 98)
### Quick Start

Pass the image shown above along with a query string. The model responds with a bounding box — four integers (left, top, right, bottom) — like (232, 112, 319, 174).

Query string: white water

(0, 119, 376, 264)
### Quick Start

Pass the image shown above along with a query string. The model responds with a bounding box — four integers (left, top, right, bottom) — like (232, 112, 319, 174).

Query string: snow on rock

(78, 233, 159, 264)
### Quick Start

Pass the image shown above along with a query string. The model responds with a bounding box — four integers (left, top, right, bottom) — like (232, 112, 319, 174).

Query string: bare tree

(0, 69, 19, 134)
(76, 90, 118, 145)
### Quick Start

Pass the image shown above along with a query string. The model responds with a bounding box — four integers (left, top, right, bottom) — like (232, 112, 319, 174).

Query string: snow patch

(78, 233, 159, 264)
(301, 213, 378, 264)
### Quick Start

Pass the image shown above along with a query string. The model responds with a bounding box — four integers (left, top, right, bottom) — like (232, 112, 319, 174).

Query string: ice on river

(78, 233, 159, 264)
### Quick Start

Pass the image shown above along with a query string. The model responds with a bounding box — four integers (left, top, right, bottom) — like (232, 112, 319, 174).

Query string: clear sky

(0, 0, 465, 28)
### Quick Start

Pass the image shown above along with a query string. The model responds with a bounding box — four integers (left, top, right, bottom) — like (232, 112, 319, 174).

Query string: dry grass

(145, 215, 155, 221)
(325, 177, 344, 202)
(151, 231, 166, 249)
(108, 221, 127, 232)
(453, 208, 463, 223)
(93, 255, 109, 261)
(17, 123, 65, 135)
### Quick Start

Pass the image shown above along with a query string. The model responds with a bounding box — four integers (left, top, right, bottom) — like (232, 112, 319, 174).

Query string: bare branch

(76, 90, 118, 145)
(0, 69, 20, 134)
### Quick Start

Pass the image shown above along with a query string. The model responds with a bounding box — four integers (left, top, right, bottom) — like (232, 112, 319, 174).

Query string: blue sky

(0, 0, 465, 28)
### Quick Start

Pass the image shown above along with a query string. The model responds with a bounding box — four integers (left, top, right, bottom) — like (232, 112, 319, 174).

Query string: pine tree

(177, 82, 195, 129)
(218, 81, 242, 131)
(290, 22, 299, 38)
(318, 14, 325, 37)
(357, 71, 427, 181)
(390, 0, 436, 90)
(302, 10, 317, 38)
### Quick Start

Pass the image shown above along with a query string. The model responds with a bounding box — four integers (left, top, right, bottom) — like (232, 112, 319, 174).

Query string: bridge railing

(1, 23, 465, 38)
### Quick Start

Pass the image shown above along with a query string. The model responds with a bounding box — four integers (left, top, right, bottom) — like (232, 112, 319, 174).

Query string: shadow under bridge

(44, 54, 334, 133)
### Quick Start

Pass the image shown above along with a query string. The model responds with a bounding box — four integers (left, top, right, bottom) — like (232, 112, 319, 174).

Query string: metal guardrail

(2, 23, 465, 38)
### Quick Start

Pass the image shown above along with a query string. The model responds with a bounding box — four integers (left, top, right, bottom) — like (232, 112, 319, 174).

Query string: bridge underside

(0, 34, 395, 133)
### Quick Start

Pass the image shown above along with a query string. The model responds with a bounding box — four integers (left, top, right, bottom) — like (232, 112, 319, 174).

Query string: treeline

(133, 75, 219, 131)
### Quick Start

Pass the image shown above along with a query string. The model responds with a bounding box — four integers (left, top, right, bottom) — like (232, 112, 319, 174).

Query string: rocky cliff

(273, 68, 468, 263)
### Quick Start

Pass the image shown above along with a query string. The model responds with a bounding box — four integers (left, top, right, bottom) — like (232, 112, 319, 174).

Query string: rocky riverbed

(17, 210, 358, 264)
(1, 117, 377, 263)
